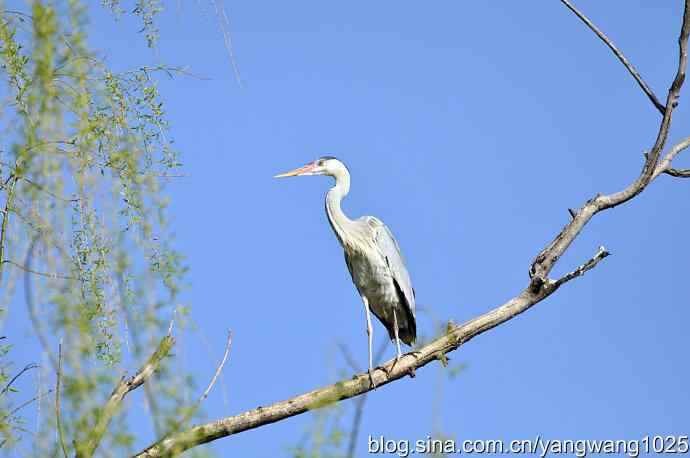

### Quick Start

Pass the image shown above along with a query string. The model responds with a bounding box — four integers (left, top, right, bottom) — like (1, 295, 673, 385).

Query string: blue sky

(6, 0, 690, 456)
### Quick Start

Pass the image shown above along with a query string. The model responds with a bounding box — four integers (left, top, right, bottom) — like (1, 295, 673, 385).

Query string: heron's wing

(343, 250, 356, 289)
(366, 217, 416, 318)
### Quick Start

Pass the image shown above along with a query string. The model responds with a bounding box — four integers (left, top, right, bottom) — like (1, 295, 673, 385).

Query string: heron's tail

(398, 309, 416, 345)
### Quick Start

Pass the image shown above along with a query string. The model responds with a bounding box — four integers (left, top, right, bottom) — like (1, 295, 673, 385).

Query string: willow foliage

(0, 1, 201, 455)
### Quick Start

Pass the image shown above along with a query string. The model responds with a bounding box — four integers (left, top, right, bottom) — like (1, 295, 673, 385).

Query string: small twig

(552, 246, 611, 289)
(24, 236, 59, 371)
(2, 259, 75, 281)
(211, 0, 243, 87)
(138, 65, 210, 81)
(20, 139, 76, 154)
(0, 9, 33, 20)
(0, 174, 18, 286)
(0, 363, 39, 397)
(56, 340, 68, 458)
(20, 177, 79, 203)
(664, 167, 690, 177)
(197, 330, 233, 404)
(178, 330, 233, 427)
(559, 0, 666, 114)
(0, 389, 53, 422)
(153, 172, 189, 179)
(336, 341, 362, 373)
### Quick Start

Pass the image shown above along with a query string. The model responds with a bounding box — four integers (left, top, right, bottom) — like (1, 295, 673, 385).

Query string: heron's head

(274, 156, 347, 179)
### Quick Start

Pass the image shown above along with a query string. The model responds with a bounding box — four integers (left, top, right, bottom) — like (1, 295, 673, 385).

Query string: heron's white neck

(325, 164, 354, 248)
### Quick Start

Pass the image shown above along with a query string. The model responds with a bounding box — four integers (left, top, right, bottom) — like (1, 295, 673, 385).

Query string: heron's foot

(368, 368, 377, 389)
(375, 356, 400, 379)
(377, 350, 420, 378)
(407, 350, 423, 360)
(374, 364, 388, 377)
(389, 354, 402, 375)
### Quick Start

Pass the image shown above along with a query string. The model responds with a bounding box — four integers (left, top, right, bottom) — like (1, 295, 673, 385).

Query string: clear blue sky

(7, 1, 690, 456)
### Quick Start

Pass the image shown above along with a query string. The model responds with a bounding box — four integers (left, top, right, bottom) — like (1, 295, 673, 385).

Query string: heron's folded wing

(369, 218, 416, 318)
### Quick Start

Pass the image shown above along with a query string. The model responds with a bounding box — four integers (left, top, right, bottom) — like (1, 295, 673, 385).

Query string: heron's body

(337, 216, 416, 345)
(276, 156, 416, 384)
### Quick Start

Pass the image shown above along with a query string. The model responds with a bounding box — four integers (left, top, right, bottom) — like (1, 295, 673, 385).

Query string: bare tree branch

(75, 321, 175, 458)
(559, 0, 666, 114)
(211, 0, 243, 87)
(131, 3, 690, 457)
(552, 246, 610, 289)
(133, 251, 607, 458)
(178, 330, 233, 427)
(530, 0, 689, 282)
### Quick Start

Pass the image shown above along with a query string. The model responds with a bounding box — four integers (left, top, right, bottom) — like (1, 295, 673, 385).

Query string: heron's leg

(362, 297, 375, 388)
(385, 309, 403, 375)
(393, 309, 402, 360)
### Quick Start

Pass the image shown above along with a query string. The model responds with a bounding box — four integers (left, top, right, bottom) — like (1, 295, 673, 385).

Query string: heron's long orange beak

(274, 162, 316, 178)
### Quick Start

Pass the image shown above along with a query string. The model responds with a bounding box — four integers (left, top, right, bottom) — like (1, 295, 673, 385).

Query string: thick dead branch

(75, 321, 175, 458)
(133, 256, 606, 458)
(132, 4, 689, 457)
(559, 0, 665, 114)
(530, 0, 690, 282)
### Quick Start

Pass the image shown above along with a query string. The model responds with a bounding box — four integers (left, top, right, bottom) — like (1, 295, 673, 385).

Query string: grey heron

(275, 156, 416, 385)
